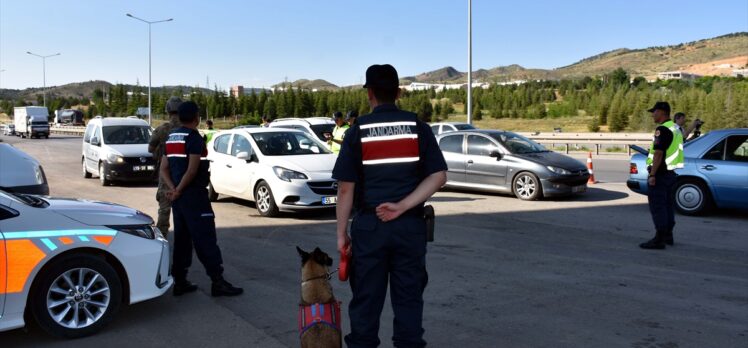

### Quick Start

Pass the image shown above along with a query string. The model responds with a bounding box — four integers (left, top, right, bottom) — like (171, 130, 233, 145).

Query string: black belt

(356, 205, 425, 218)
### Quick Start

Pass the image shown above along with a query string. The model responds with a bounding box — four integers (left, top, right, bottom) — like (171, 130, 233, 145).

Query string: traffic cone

(587, 152, 597, 184)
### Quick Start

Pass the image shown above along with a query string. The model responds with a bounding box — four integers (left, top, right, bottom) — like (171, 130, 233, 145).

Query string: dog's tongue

(339, 251, 350, 281)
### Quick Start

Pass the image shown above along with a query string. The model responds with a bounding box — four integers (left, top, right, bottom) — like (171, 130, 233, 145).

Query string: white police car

(0, 190, 172, 338)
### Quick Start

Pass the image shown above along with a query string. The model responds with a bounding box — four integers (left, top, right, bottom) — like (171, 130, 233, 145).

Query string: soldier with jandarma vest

(640, 101, 684, 250)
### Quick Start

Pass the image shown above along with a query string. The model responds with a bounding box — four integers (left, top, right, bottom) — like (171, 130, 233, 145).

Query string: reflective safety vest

(647, 119, 684, 171)
(203, 129, 217, 144)
(330, 124, 349, 154)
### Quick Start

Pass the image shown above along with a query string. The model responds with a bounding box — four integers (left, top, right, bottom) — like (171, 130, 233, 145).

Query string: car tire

(674, 179, 712, 215)
(30, 253, 122, 338)
(513, 172, 542, 201)
(82, 159, 92, 178)
(254, 181, 279, 217)
(99, 163, 111, 186)
(208, 182, 219, 202)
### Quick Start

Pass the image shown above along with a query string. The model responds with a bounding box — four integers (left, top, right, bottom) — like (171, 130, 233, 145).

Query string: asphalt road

(1, 134, 747, 348)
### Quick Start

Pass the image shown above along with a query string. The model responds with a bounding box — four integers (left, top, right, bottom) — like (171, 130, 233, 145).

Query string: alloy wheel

(46, 268, 111, 330)
(515, 175, 536, 199)
(256, 186, 270, 212)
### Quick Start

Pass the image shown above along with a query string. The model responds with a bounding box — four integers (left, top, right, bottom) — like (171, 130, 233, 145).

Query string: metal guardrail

(48, 126, 651, 155)
(50, 126, 86, 136)
(517, 132, 651, 155)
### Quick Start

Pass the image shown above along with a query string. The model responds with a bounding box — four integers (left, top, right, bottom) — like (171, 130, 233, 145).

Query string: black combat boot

(639, 230, 666, 250)
(211, 277, 244, 297)
(173, 280, 198, 296)
(663, 228, 674, 246)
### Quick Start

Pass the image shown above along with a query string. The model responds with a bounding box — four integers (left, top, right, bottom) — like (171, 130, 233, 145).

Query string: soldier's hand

(376, 202, 406, 222)
(337, 233, 351, 257)
(648, 176, 656, 187)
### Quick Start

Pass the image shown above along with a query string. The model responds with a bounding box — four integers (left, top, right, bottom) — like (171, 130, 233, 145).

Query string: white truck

(14, 106, 50, 139)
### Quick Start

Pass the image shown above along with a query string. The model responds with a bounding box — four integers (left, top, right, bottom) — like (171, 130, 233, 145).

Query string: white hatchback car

(0, 190, 172, 338)
(207, 128, 338, 217)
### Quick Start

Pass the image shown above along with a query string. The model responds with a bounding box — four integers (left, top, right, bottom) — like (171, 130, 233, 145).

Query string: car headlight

(107, 153, 124, 163)
(107, 225, 157, 239)
(547, 166, 572, 175)
(273, 166, 308, 182)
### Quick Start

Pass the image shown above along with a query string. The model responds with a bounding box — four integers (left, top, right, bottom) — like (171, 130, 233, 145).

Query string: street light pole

(26, 52, 61, 108)
(126, 13, 173, 126)
(466, 0, 473, 125)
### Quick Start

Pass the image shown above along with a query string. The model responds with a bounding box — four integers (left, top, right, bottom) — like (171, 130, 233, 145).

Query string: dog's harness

(298, 301, 341, 336)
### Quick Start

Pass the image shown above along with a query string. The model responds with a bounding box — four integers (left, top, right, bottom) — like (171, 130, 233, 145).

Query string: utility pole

(126, 13, 173, 125)
(466, 0, 473, 125)
(26, 52, 61, 108)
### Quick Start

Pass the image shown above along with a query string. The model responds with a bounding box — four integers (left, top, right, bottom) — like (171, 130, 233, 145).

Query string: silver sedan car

(436, 130, 590, 200)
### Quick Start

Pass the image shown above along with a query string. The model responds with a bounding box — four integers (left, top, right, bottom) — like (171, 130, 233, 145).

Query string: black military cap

(363, 64, 399, 89)
(333, 111, 343, 119)
(346, 110, 358, 120)
(648, 101, 671, 114)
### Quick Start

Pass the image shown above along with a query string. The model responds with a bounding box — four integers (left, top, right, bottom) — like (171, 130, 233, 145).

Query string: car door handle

(467, 160, 474, 164)
(226, 164, 232, 168)
(701, 165, 716, 171)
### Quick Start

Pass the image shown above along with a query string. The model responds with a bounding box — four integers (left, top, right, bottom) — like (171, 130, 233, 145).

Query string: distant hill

(0, 80, 213, 102)
(272, 79, 338, 90)
(400, 32, 748, 84)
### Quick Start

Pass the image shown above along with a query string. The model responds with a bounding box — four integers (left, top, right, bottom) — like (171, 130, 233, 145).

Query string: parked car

(627, 128, 748, 215)
(0, 190, 172, 338)
(2, 124, 15, 136)
(207, 128, 338, 216)
(81, 117, 155, 186)
(436, 129, 589, 200)
(430, 122, 476, 135)
(0, 143, 49, 195)
(268, 117, 335, 147)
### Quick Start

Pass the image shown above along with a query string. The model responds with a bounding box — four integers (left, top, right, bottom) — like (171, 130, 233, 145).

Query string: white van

(81, 117, 155, 186)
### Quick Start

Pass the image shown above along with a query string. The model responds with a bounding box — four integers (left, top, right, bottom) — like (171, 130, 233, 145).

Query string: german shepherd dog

(297, 246, 342, 348)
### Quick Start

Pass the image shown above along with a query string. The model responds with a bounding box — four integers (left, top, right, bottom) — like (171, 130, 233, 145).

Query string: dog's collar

(301, 269, 338, 284)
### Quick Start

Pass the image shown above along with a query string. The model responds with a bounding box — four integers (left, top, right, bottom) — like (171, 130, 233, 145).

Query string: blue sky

(0, 0, 746, 90)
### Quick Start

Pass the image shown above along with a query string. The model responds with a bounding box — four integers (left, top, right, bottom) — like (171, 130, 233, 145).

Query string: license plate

(322, 196, 337, 205)
(133, 165, 154, 171)
(572, 185, 586, 193)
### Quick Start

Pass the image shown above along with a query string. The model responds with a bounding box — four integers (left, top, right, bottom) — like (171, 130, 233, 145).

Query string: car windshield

(490, 132, 548, 154)
(251, 131, 332, 156)
(310, 124, 335, 141)
(103, 126, 152, 145)
(455, 124, 476, 130)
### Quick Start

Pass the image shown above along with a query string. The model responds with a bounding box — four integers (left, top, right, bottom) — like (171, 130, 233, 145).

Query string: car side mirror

(489, 150, 502, 160)
(236, 152, 257, 162)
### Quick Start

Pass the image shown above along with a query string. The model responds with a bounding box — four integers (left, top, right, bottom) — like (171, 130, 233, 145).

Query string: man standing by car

(148, 96, 182, 237)
(160, 101, 243, 297)
(641, 102, 684, 250)
(329, 111, 349, 154)
(674, 112, 698, 141)
(346, 110, 359, 127)
(334, 64, 447, 347)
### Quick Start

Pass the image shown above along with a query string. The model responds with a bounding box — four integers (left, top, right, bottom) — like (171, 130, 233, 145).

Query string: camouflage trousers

(156, 179, 172, 237)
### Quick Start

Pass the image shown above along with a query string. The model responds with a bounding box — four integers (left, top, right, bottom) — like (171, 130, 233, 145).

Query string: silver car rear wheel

(675, 179, 711, 215)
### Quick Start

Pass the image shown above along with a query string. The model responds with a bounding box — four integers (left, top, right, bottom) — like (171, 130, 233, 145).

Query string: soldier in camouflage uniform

(148, 96, 183, 237)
